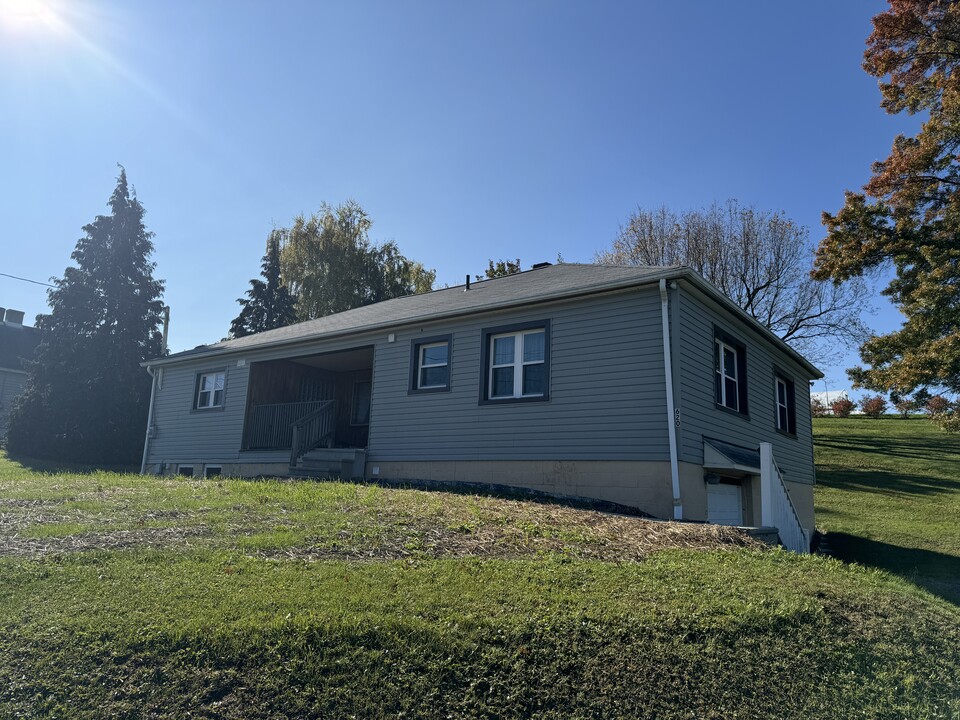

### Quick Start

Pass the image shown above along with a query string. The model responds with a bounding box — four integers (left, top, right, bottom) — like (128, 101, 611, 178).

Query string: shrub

(927, 396, 960, 433)
(860, 395, 888, 419)
(895, 399, 914, 418)
(927, 395, 951, 415)
(810, 398, 828, 418)
(831, 398, 855, 418)
(931, 412, 960, 432)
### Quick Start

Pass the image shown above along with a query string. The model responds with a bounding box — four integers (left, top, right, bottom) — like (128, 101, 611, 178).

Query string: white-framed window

(775, 372, 796, 435)
(715, 339, 739, 410)
(195, 371, 225, 409)
(410, 335, 451, 393)
(714, 331, 747, 415)
(487, 326, 547, 400)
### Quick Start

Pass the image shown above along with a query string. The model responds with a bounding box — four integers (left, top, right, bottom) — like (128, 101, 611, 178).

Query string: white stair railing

(759, 442, 811, 553)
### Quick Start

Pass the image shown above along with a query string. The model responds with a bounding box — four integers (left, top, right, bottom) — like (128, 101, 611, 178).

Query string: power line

(0, 272, 55, 288)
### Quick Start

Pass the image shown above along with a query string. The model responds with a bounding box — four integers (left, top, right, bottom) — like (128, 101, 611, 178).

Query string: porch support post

(759, 442, 774, 527)
(290, 425, 300, 467)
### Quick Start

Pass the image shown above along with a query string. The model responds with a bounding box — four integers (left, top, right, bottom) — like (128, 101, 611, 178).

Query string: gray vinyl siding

(147, 287, 669, 466)
(145, 331, 382, 466)
(368, 287, 669, 462)
(675, 284, 817, 486)
(147, 279, 816, 479)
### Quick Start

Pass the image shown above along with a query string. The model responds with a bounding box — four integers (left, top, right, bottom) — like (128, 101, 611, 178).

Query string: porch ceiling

(283, 346, 373, 372)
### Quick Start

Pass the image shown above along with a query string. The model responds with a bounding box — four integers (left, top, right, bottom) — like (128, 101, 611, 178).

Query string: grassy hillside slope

(814, 416, 960, 603)
(0, 450, 958, 718)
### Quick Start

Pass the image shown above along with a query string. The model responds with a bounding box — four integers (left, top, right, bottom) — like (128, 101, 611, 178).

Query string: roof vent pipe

(465, 275, 470, 291)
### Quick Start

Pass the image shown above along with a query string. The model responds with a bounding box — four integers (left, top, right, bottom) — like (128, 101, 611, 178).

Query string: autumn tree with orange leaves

(816, 0, 960, 400)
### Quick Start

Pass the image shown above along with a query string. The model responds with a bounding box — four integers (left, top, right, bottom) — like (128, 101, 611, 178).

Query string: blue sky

(0, 0, 908, 394)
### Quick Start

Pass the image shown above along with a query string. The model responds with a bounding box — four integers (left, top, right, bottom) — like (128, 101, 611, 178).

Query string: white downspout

(140, 365, 157, 474)
(659, 279, 683, 520)
(140, 306, 169, 475)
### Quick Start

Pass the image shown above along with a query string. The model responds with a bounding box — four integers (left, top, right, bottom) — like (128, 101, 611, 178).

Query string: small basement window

(178, 466, 194, 477)
(205, 466, 222, 478)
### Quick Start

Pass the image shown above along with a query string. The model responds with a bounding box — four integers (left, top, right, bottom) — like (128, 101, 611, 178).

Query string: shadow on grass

(816, 466, 960, 496)
(816, 434, 960, 463)
(3, 453, 139, 476)
(827, 532, 960, 605)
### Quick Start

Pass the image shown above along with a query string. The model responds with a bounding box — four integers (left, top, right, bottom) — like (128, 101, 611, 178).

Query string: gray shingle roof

(151, 263, 821, 377)
(160, 263, 673, 360)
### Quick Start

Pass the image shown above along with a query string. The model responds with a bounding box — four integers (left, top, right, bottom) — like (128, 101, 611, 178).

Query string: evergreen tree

(7, 168, 165, 464)
(229, 231, 296, 338)
(477, 258, 522, 280)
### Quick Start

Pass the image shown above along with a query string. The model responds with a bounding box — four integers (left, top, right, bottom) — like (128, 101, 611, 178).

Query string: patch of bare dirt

(257, 506, 764, 562)
(0, 526, 212, 559)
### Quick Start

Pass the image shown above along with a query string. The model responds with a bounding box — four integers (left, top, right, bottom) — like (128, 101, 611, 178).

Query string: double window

(482, 322, 550, 402)
(410, 336, 452, 393)
(775, 372, 797, 435)
(714, 331, 747, 415)
(194, 371, 225, 410)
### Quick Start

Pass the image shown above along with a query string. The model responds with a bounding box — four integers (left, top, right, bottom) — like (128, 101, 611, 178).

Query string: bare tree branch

(596, 201, 872, 366)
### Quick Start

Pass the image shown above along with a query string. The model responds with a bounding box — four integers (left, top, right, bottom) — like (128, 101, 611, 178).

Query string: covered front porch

(240, 346, 373, 472)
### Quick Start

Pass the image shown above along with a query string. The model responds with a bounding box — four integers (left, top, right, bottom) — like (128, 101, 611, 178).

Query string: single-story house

(141, 263, 820, 551)
(0, 308, 39, 440)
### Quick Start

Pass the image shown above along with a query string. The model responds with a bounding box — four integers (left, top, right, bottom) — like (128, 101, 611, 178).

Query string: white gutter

(140, 365, 157, 474)
(659, 278, 683, 520)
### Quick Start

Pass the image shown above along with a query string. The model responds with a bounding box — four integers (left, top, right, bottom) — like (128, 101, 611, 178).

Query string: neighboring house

(0, 308, 39, 440)
(811, 390, 852, 414)
(141, 264, 821, 551)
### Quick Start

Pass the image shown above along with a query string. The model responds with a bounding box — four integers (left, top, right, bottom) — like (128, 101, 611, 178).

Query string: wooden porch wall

(244, 361, 337, 449)
(243, 361, 372, 449)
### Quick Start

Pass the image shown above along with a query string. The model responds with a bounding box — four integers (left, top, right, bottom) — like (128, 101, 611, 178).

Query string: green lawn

(0, 445, 958, 718)
(814, 416, 960, 603)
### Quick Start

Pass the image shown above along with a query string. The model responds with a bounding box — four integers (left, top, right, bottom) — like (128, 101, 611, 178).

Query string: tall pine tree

(7, 167, 165, 464)
(228, 231, 297, 338)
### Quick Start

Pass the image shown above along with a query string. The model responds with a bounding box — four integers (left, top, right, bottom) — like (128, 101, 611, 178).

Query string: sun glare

(0, 0, 57, 31)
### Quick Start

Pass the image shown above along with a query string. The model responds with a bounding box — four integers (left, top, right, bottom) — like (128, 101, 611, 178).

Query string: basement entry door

(707, 482, 743, 526)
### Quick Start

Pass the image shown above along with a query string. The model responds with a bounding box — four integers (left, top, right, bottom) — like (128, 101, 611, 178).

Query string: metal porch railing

(245, 400, 331, 450)
(290, 400, 337, 466)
